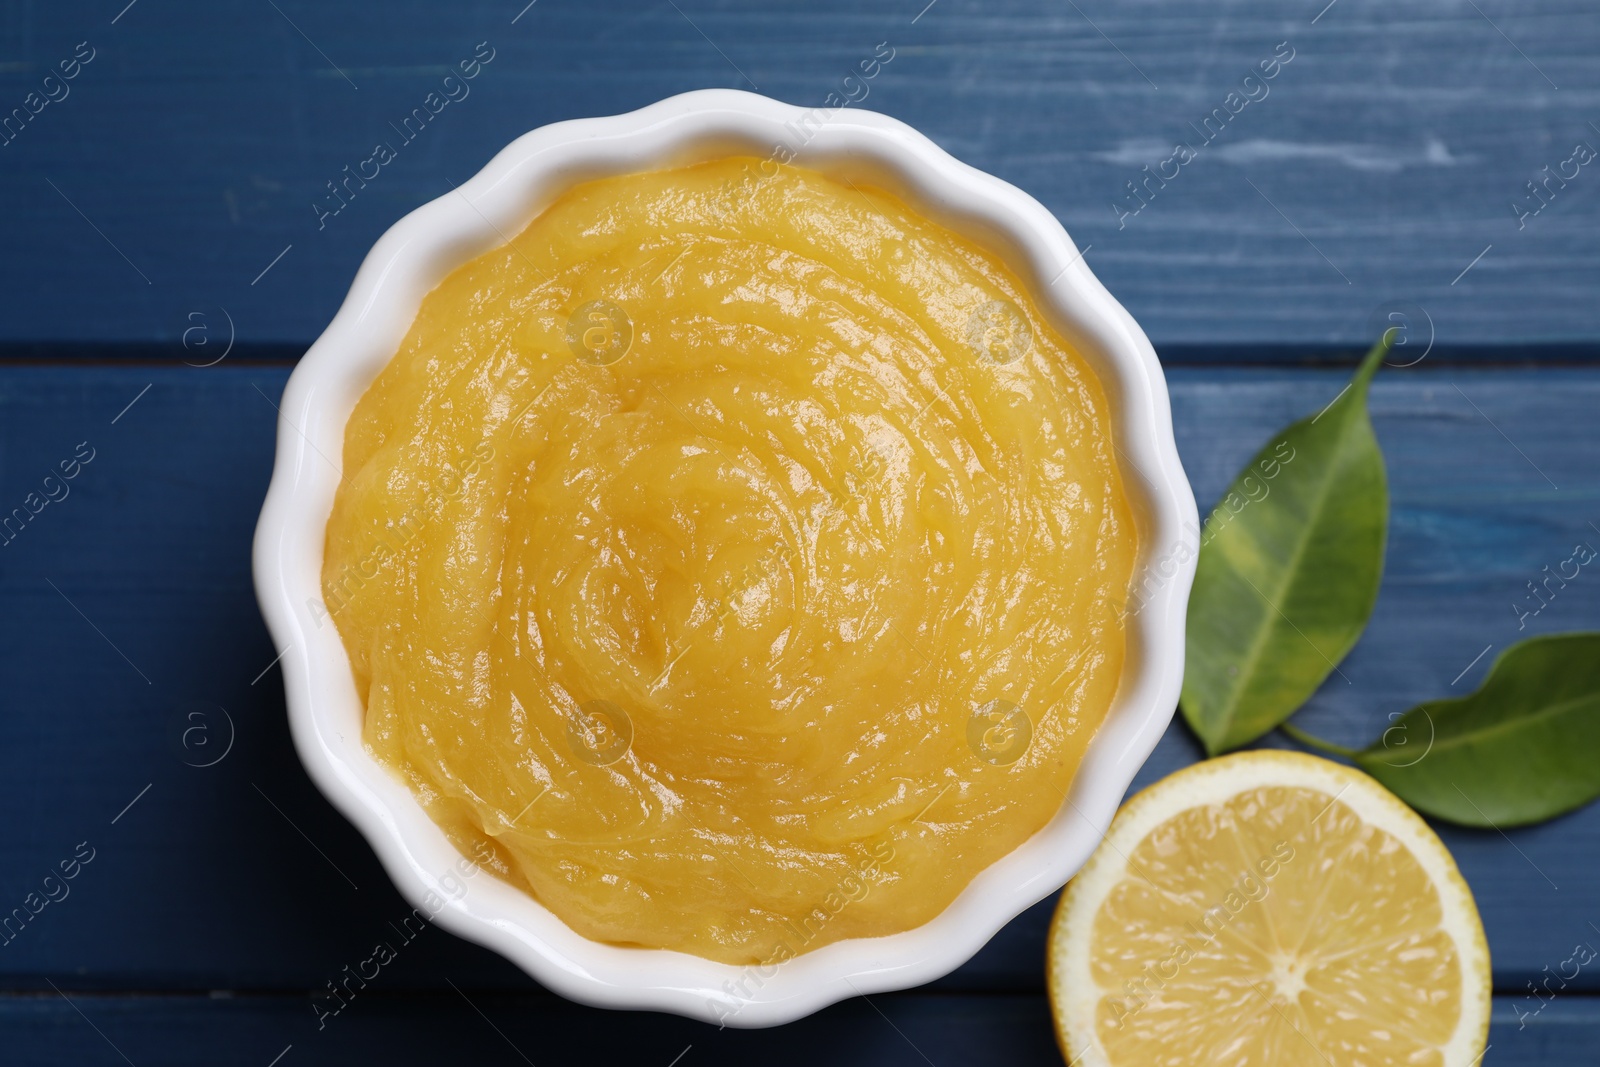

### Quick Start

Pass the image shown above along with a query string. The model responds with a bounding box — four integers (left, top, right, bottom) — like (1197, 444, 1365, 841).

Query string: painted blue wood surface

(4, 0, 1600, 1062)
(1, 363, 1598, 1064)
(0, 0, 1598, 352)
(0, 993, 1592, 1067)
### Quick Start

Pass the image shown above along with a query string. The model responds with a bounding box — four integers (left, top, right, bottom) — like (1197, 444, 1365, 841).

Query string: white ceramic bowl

(253, 88, 1197, 1028)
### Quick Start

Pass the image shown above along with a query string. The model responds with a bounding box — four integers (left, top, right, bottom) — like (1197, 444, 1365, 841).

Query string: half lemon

(1048, 750, 1490, 1066)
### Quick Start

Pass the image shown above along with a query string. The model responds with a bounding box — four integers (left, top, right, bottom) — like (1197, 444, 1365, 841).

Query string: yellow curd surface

(322, 156, 1138, 964)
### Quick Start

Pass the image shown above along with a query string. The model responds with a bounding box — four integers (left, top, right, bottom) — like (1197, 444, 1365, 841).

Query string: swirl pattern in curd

(322, 157, 1139, 964)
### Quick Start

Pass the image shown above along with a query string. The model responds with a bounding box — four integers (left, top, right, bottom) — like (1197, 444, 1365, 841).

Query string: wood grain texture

(0, 0, 1597, 351)
(0, 992, 1589, 1066)
(0, 364, 1596, 1012)
(4, 2, 1596, 1060)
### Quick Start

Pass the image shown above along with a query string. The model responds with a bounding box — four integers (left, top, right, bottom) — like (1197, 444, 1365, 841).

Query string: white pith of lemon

(1048, 751, 1490, 1067)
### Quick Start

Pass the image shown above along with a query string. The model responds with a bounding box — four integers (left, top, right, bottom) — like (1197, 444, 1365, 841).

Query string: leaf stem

(1279, 722, 1359, 759)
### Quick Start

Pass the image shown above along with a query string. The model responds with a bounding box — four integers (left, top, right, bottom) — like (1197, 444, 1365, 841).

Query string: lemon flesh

(1049, 751, 1490, 1067)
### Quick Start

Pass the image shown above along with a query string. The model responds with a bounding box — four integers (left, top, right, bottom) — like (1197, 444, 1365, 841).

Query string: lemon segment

(1049, 751, 1490, 1067)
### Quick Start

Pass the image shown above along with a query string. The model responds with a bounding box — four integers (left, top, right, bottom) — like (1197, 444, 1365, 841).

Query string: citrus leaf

(1180, 335, 1390, 755)
(1354, 633, 1600, 827)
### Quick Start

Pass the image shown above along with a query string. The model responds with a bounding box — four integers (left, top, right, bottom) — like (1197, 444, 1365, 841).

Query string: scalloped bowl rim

(252, 88, 1197, 1028)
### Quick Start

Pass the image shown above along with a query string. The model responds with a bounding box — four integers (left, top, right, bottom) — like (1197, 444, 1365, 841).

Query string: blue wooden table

(3, 1, 1597, 1063)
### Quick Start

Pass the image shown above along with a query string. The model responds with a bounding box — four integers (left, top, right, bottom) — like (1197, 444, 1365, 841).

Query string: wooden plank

(0, 364, 1597, 1000)
(0, 0, 1598, 351)
(0, 991, 1590, 1065)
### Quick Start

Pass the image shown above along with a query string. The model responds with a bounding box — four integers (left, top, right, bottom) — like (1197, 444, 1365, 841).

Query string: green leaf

(1180, 335, 1390, 755)
(1353, 633, 1600, 827)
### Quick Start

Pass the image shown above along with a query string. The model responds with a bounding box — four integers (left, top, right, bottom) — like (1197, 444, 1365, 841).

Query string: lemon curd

(322, 157, 1138, 964)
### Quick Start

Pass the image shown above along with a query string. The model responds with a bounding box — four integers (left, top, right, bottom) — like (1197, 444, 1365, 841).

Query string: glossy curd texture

(322, 157, 1138, 964)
